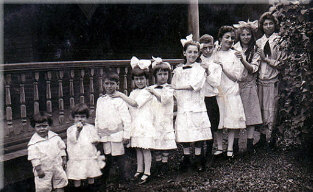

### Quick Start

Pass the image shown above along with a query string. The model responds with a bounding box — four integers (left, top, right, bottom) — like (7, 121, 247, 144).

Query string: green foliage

(270, 2, 313, 147)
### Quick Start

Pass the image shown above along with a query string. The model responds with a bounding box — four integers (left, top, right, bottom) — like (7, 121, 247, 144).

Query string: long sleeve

(190, 66, 206, 91)
(134, 90, 153, 108)
(206, 64, 222, 87)
(89, 125, 100, 143)
(118, 101, 131, 139)
(250, 47, 261, 73)
(67, 127, 78, 144)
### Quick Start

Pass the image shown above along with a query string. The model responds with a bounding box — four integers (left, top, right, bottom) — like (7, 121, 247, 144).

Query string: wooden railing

(1, 59, 183, 161)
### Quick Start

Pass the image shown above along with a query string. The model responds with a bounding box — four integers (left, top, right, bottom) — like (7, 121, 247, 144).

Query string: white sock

(136, 149, 144, 173)
(143, 149, 152, 175)
(195, 147, 201, 155)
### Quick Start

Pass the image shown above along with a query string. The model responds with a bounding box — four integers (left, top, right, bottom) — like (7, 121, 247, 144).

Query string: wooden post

(188, 0, 200, 41)
(69, 70, 75, 109)
(79, 69, 85, 103)
(89, 68, 95, 116)
(99, 68, 104, 97)
(45, 71, 52, 115)
(123, 67, 128, 95)
(58, 70, 64, 124)
(33, 72, 40, 115)
(20, 73, 27, 129)
(5, 74, 13, 136)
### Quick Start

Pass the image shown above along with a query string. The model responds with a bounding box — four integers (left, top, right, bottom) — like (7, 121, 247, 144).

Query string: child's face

(201, 42, 214, 57)
(74, 114, 87, 124)
(134, 76, 147, 89)
(184, 45, 199, 64)
(35, 122, 50, 138)
(104, 79, 118, 95)
(240, 29, 252, 45)
(220, 32, 235, 50)
(263, 19, 275, 36)
(156, 70, 169, 85)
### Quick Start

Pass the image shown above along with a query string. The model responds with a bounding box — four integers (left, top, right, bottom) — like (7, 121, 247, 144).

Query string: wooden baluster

(99, 68, 104, 96)
(117, 67, 120, 91)
(33, 72, 40, 115)
(89, 68, 95, 116)
(69, 70, 75, 109)
(20, 73, 27, 130)
(45, 71, 52, 115)
(123, 67, 128, 95)
(80, 69, 85, 103)
(5, 74, 13, 136)
(58, 71, 64, 124)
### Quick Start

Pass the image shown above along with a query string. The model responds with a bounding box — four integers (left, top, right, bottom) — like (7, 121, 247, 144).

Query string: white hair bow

(233, 19, 258, 31)
(180, 34, 193, 47)
(152, 56, 171, 69)
(130, 56, 151, 70)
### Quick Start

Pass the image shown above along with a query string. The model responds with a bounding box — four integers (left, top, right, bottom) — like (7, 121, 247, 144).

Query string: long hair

(236, 26, 257, 63)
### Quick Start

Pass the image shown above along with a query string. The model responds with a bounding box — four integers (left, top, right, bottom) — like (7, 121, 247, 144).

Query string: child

(27, 112, 68, 192)
(199, 34, 222, 166)
(112, 56, 154, 184)
(213, 26, 246, 157)
(95, 71, 131, 181)
(233, 20, 263, 153)
(172, 34, 212, 171)
(67, 103, 105, 188)
(255, 12, 284, 148)
(146, 57, 177, 172)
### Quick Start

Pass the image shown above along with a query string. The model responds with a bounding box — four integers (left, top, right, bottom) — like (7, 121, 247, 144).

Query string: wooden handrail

(1, 59, 184, 72)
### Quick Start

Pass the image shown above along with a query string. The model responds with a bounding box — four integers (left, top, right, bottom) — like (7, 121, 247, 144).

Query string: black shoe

(255, 134, 266, 149)
(194, 155, 204, 172)
(247, 138, 254, 153)
(138, 174, 150, 185)
(180, 155, 191, 171)
(233, 138, 239, 154)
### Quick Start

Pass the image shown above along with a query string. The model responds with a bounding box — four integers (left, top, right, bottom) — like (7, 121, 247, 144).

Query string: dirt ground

(2, 143, 313, 192)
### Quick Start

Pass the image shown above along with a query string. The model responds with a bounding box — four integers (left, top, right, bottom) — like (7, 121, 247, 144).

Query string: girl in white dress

(67, 103, 105, 188)
(146, 57, 177, 171)
(213, 26, 246, 157)
(112, 56, 154, 184)
(172, 35, 212, 171)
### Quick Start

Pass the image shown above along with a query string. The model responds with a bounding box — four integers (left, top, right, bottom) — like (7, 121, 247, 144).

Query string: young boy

(95, 71, 131, 181)
(199, 34, 222, 167)
(27, 112, 68, 192)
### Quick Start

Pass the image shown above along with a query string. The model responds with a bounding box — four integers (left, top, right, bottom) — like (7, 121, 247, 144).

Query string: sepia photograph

(1, 0, 312, 191)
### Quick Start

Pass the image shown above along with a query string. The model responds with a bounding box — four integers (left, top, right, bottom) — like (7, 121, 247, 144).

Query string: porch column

(188, 0, 200, 41)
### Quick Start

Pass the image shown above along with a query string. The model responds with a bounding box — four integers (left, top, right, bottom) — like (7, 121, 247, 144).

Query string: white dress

(66, 123, 103, 180)
(215, 49, 246, 129)
(129, 88, 155, 149)
(150, 84, 177, 150)
(172, 62, 212, 142)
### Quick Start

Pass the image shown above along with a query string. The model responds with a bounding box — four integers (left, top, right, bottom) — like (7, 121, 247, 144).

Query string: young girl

(213, 26, 246, 157)
(67, 103, 105, 188)
(233, 21, 263, 153)
(146, 57, 177, 172)
(28, 112, 68, 192)
(172, 34, 212, 171)
(199, 34, 222, 166)
(95, 71, 131, 181)
(112, 56, 154, 184)
(255, 12, 283, 148)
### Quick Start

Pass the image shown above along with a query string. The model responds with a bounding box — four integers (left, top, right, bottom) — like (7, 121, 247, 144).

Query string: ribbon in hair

(130, 56, 151, 70)
(151, 56, 171, 69)
(233, 19, 258, 31)
(180, 34, 193, 47)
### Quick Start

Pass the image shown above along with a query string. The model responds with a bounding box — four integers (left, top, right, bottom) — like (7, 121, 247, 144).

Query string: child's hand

(35, 165, 45, 178)
(235, 51, 243, 60)
(214, 61, 223, 69)
(111, 91, 123, 98)
(146, 87, 155, 94)
(168, 84, 176, 90)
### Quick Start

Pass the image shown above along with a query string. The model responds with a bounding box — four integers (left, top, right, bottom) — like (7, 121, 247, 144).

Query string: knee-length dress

(234, 42, 263, 126)
(150, 83, 177, 150)
(67, 123, 103, 180)
(214, 49, 246, 129)
(172, 62, 212, 142)
(129, 88, 155, 149)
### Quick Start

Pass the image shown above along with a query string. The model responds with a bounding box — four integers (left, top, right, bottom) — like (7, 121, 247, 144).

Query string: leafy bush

(270, 2, 313, 148)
